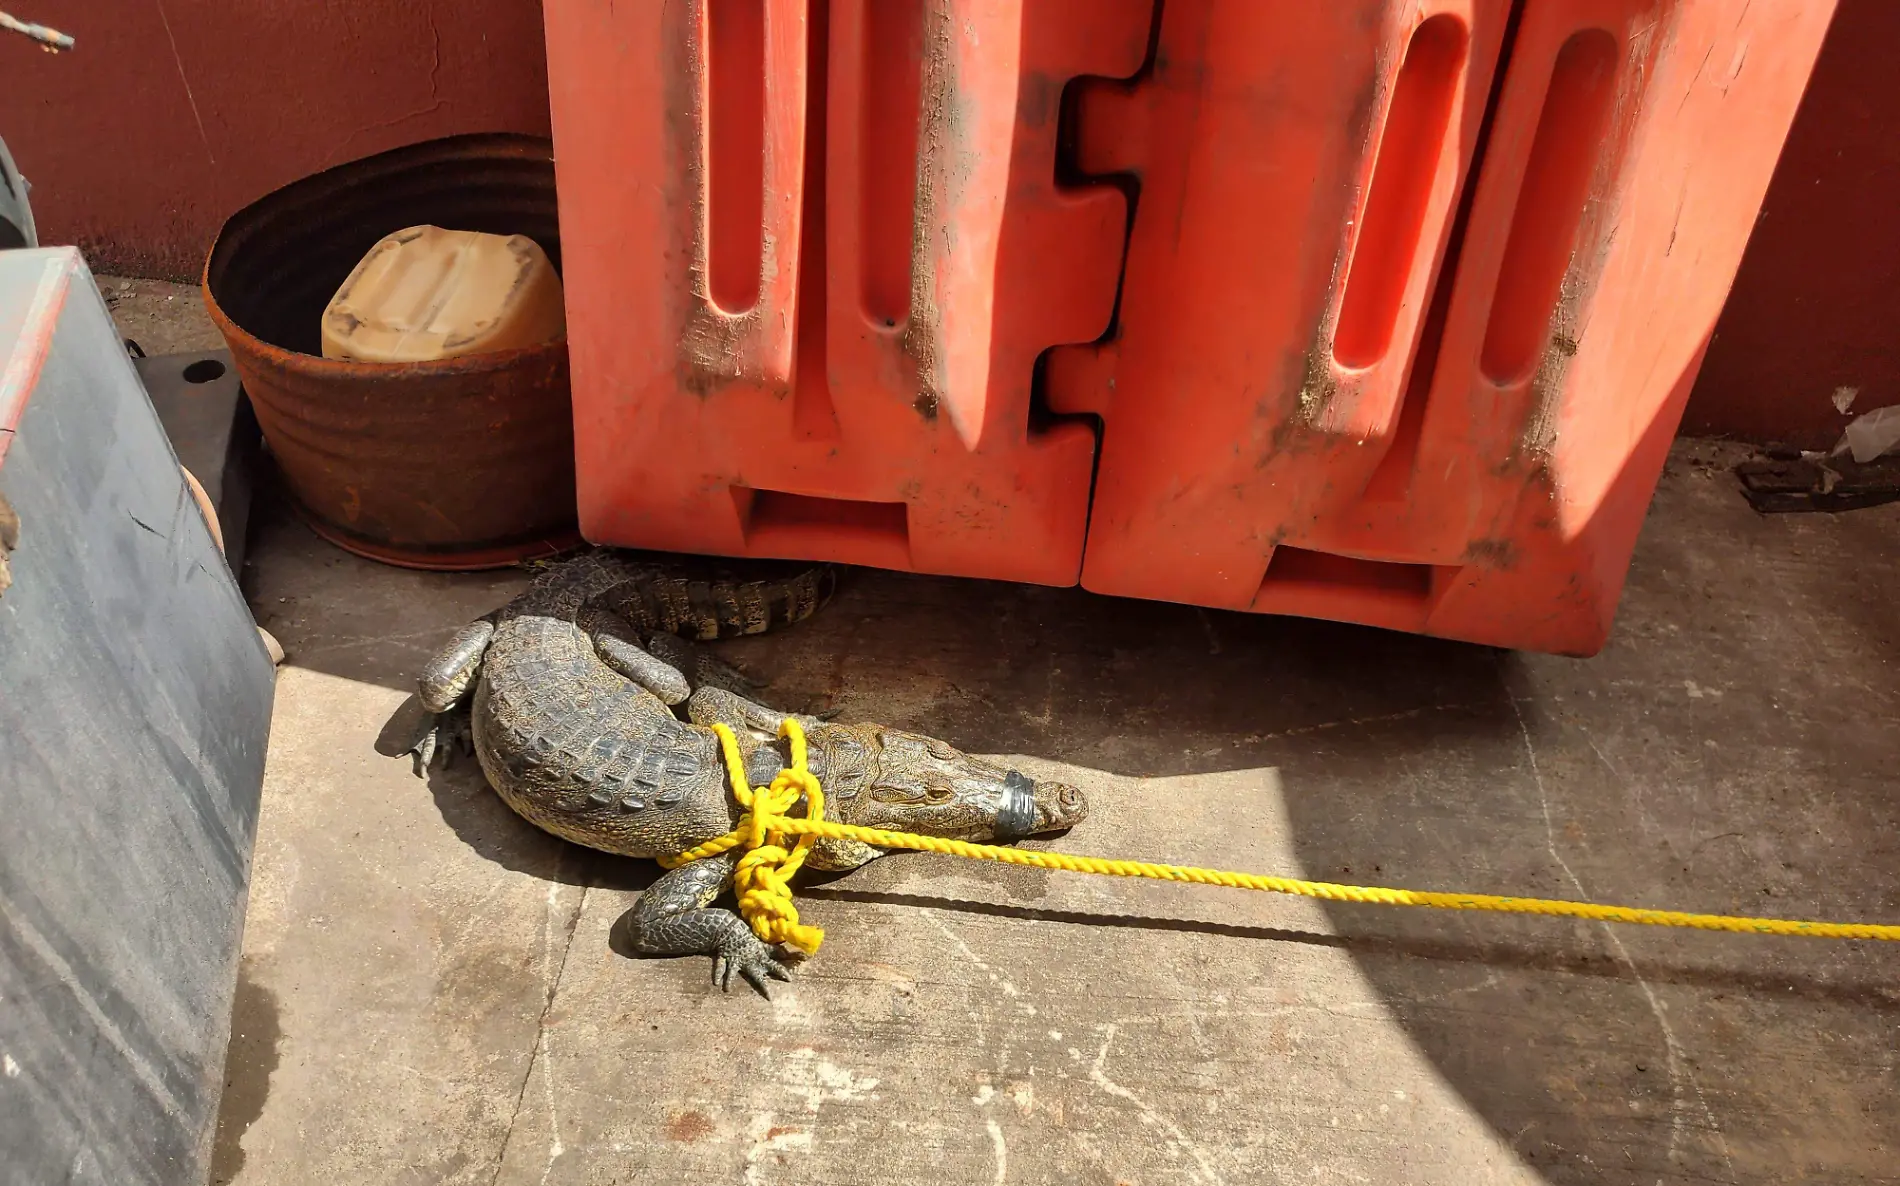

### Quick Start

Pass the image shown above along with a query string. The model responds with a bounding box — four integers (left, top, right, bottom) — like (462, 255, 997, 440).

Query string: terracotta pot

(203, 134, 579, 570)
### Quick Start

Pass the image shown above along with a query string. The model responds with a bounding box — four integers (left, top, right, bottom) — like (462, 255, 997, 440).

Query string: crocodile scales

(411, 551, 1087, 993)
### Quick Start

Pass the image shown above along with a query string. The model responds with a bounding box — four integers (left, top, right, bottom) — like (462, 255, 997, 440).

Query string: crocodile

(410, 550, 1088, 993)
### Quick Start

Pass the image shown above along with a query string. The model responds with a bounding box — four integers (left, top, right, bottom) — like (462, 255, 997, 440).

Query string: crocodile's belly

(471, 621, 732, 859)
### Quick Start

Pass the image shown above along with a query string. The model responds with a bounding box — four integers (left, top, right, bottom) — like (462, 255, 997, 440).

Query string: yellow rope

(670, 720, 1900, 949)
(660, 722, 828, 954)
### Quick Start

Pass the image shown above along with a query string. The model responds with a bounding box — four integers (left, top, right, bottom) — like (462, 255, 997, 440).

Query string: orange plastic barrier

(1057, 0, 1833, 655)
(546, 0, 1150, 585)
(1049, 0, 1512, 631)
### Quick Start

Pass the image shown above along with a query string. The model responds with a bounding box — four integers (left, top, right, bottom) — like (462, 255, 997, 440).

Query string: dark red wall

(2, 1, 1886, 444)
(1681, 0, 1900, 448)
(1, 0, 551, 278)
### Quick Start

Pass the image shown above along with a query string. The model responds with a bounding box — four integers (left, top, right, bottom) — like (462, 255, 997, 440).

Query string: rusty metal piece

(0, 489, 16, 598)
(203, 133, 579, 570)
(0, 10, 73, 52)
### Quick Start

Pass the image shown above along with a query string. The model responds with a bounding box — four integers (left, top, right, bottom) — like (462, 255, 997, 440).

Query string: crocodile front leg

(592, 615, 834, 734)
(617, 851, 792, 996)
(684, 686, 828, 738)
(408, 707, 474, 777)
(645, 631, 762, 697)
(579, 608, 699, 705)
(418, 619, 496, 712)
(411, 618, 495, 775)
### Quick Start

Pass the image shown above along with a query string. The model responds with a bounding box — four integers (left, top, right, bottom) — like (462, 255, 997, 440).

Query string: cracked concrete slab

(210, 439, 1900, 1186)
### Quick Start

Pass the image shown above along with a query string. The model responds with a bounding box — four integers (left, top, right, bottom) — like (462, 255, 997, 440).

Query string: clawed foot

(714, 931, 793, 996)
(409, 711, 473, 778)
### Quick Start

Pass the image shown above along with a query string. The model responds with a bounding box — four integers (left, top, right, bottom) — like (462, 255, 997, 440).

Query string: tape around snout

(995, 771, 1038, 842)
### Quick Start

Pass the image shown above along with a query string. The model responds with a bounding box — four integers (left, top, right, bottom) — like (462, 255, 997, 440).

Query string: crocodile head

(805, 722, 1087, 847)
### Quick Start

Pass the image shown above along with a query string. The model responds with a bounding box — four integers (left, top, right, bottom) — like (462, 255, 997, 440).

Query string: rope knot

(662, 720, 827, 955)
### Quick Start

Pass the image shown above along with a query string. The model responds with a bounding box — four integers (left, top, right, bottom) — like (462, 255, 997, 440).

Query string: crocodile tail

(560, 548, 838, 642)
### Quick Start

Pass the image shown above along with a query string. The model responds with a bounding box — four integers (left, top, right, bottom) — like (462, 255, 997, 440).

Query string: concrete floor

(100, 275, 227, 355)
(114, 281, 1900, 1184)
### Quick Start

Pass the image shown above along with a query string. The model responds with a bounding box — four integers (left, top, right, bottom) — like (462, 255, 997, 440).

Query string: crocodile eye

(916, 770, 960, 802)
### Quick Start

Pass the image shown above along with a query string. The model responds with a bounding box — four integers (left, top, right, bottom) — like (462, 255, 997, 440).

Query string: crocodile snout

(1032, 777, 1087, 833)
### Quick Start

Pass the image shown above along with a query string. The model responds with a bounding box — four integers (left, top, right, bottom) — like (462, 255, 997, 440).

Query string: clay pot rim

(200, 282, 567, 379)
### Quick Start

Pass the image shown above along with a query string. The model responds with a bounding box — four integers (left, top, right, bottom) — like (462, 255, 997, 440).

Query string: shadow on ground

(209, 962, 282, 1186)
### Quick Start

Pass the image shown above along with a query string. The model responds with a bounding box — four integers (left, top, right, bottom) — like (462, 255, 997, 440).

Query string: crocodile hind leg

(410, 619, 495, 775)
(616, 851, 792, 995)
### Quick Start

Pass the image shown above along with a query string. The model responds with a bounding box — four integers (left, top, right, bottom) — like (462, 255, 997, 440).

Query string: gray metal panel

(0, 249, 275, 1186)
